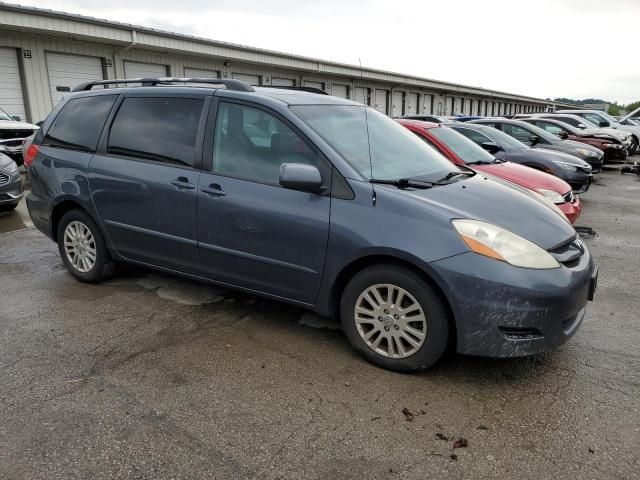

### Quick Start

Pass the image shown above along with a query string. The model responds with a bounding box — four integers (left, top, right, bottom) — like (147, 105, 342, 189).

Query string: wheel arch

(50, 199, 99, 242)
(328, 254, 457, 346)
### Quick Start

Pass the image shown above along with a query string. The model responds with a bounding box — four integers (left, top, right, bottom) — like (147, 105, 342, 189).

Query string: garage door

(184, 67, 219, 79)
(391, 91, 403, 117)
(404, 93, 418, 116)
(233, 73, 260, 86)
(46, 52, 104, 107)
(374, 90, 388, 115)
(332, 84, 349, 99)
(271, 77, 295, 86)
(422, 94, 433, 114)
(454, 98, 462, 115)
(124, 61, 168, 79)
(303, 81, 325, 92)
(0, 47, 26, 120)
(354, 87, 369, 106)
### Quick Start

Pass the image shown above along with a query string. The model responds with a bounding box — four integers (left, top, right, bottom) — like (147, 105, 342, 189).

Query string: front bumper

(559, 195, 582, 224)
(430, 247, 595, 358)
(0, 144, 25, 166)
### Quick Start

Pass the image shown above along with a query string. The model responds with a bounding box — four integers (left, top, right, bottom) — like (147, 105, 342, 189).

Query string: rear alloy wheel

(63, 221, 97, 273)
(340, 264, 450, 372)
(57, 210, 115, 283)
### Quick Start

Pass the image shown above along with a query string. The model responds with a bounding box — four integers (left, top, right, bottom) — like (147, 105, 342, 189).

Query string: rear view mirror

(279, 163, 323, 193)
(11, 115, 21, 121)
(529, 135, 540, 146)
(558, 132, 569, 140)
(480, 142, 501, 154)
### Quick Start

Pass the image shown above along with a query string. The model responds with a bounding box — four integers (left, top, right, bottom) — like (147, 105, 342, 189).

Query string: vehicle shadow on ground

(102, 263, 563, 385)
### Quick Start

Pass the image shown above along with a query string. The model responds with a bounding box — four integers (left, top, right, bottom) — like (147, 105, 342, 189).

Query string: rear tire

(340, 264, 450, 372)
(56, 209, 115, 283)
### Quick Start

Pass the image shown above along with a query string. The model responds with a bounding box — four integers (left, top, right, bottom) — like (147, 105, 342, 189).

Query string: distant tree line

(553, 98, 640, 116)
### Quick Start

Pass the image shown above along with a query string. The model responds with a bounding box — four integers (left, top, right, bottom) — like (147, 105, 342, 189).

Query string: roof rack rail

(71, 77, 255, 93)
(259, 85, 329, 95)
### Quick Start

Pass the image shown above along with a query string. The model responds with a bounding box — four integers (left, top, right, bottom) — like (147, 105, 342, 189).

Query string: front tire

(57, 209, 115, 283)
(340, 264, 450, 372)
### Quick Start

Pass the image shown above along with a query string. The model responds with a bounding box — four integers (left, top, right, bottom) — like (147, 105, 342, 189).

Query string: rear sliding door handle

(200, 184, 227, 196)
(171, 177, 195, 190)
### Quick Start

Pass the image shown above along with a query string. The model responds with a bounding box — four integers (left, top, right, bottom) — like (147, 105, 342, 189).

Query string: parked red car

(398, 120, 582, 224)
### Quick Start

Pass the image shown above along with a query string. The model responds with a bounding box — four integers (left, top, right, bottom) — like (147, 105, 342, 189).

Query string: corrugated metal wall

(0, 28, 550, 122)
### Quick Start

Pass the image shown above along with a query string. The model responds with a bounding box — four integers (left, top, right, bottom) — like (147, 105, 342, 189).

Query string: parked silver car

(556, 109, 640, 154)
(0, 107, 39, 166)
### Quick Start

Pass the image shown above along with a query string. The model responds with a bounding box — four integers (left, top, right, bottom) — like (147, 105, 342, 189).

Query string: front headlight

(1, 160, 19, 175)
(537, 188, 565, 205)
(553, 161, 577, 171)
(452, 219, 560, 269)
(575, 148, 596, 157)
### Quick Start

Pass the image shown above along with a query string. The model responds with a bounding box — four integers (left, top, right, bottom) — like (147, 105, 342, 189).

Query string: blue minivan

(25, 78, 597, 372)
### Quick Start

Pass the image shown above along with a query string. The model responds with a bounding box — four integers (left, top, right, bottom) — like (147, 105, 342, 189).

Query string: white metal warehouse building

(1, 3, 566, 123)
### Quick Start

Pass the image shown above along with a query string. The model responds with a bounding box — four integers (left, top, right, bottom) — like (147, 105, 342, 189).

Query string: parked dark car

(520, 117, 627, 162)
(0, 152, 23, 211)
(470, 118, 604, 172)
(26, 78, 597, 372)
(0, 107, 39, 166)
(449, 123, 593, 193)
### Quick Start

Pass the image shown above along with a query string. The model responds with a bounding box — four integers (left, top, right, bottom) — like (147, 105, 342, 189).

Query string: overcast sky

(12, 0, 640, 104)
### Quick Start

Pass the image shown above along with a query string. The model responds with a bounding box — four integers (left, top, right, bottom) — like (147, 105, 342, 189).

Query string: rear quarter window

(107, 97, 204, 167)
(44, 95, 118, 152)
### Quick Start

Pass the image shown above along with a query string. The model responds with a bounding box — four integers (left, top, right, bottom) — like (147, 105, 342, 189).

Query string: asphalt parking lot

(1, 167, 639, 480)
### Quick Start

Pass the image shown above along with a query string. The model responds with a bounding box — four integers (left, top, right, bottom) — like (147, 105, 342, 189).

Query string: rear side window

(108, 97, 204, 167)
(44, 95, 117, 152)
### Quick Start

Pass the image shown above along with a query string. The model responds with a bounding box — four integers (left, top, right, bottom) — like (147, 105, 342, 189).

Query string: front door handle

(171, 177, 195, 190)
(200, 184, 227, 196)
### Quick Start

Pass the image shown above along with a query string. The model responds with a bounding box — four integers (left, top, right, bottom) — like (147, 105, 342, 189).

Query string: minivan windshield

(0, 108, 14, 121)
(291, 105, 460, 181)
(429, 126, 496, 164)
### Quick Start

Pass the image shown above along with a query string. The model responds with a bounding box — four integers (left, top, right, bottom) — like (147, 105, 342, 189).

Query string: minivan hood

(378, 175, 575, 250)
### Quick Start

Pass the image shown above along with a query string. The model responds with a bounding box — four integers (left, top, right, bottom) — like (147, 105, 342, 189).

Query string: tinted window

(108, 97, 204, 167)
(44, 95, 117, 152)
(500, 123, 537, 145)
(454, 127, 493, 145)
(212, 102, 323, 185)
(429, 127, 496, 164)
(534, 121, 566, 136)
(292, 105, 458, 181)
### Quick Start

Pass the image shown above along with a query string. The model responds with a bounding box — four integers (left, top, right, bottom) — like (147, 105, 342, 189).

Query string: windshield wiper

(369, 178, 433, 189)
(434, 170, 475, 184)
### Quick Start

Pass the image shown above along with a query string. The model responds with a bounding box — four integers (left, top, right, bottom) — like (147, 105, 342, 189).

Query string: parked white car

(557, 109, 640, 155)
(0, 107, 39, 166)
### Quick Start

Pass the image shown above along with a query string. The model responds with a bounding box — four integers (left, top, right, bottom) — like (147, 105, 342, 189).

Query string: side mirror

(11, 115, 21, 121)
(577, 123, 587, 129)
(279, 163, 323, 193)
(480, 142, 501, 154)
(558, 132, 569, 140)
(528, 135, 540, 146)
(598, 120, 609, 127)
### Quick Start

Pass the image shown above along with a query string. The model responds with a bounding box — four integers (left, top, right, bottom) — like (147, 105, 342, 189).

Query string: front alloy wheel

(340, 264, 450, 372)
(354, 284, 427, 359)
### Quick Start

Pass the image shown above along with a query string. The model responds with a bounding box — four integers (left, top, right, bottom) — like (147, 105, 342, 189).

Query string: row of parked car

(398, 109, 640, 226)
(13, 77, 602, 373)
